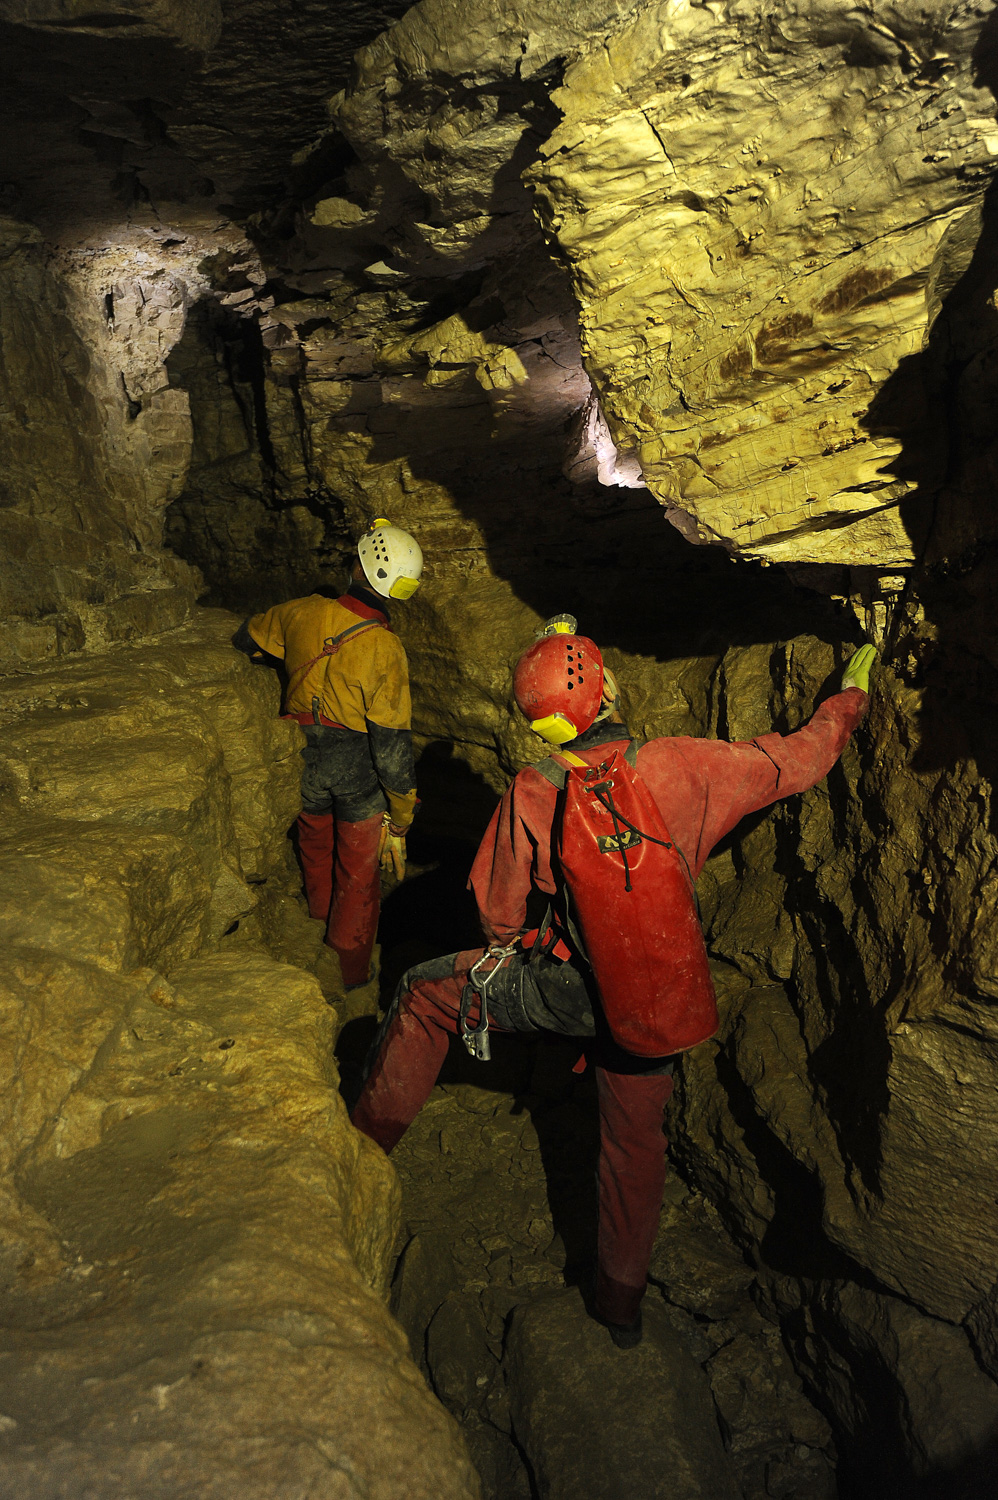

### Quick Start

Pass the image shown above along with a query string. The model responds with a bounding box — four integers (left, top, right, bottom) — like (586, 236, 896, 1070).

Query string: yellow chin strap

(530, 712, 578, 745)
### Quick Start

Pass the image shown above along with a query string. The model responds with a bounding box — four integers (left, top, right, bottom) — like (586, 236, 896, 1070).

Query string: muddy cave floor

(235, 829, 841, 1500)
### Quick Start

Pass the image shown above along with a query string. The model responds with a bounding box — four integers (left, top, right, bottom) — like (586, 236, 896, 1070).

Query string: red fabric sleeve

(642, 687, 867, 874)
(469, 687, 866, 938)
(468, 770, 558, 944)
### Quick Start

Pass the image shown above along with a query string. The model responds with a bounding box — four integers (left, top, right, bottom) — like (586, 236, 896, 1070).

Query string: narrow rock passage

(343, 836, 840, 1500)
(0, 630, 479, 1499)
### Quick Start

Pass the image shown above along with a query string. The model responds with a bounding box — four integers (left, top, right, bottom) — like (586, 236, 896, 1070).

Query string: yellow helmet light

(529, 713, 579, 745)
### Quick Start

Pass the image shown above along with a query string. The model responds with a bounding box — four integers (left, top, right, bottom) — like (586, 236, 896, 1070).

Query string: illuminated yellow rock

(529, 0, 997, 565)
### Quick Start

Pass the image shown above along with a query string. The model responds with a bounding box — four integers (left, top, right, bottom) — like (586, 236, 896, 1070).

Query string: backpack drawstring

(592, 781, 677, 895)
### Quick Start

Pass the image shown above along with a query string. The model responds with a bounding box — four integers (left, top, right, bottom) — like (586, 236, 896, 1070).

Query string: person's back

(237, 519, 422, 987)
(250, 591, 410, 736)
(469, 682, 866, 949)
(351, 614, 875, 1346)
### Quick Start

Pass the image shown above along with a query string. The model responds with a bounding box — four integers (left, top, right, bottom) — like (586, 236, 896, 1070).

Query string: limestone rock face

(668, 633, 998, 1481)
(791, 1281, 998, 1488)
(0, 617, 299, 964)
(331, 0, 641, 276)
(506, 1290, 742, 1500)
(0, 219, 200, 668)
(0, 948, 478, 1498)
(529, 0, 998, 567)
(0, 0, 223, 49)
(0, 621, 479, 1498)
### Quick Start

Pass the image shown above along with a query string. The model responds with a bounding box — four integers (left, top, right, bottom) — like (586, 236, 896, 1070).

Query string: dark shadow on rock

(165, 299, 353, 615)
(411, 740, 500, 844)
(834, 1384, 998, 1500)
(333, 1014, 381, 1111)
(517, 1042, 600, 1287)
(903, 1438, 998, 1500)
(765, 751, 895, 1200)
(712, 1044, 865, 1280)
(858, 10, 998, 832)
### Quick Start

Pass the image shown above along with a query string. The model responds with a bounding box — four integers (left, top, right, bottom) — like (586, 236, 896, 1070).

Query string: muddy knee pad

(362, 952, 462, 1078)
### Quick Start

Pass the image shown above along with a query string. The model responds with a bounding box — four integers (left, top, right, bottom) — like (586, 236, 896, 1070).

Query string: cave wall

(528, 0, 998, 568)
(3, 0, 998, 1491)
(167, 0, 998, 1484)
(0, 621, 479, 1497)
(0, 218, 197, 666)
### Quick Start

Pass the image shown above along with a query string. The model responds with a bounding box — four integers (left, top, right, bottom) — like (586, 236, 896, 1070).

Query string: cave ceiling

(0, 0, 416, 224)
(5, 0, 998, 621)
(5, 0, 998, 647)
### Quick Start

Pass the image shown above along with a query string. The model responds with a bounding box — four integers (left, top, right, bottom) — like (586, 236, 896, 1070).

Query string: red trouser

(297, 811, 382, 985)
(351, 952, 673, 1325)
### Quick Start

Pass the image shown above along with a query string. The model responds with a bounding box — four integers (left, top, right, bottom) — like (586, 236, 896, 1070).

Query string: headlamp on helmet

(513, 620, 605, 745)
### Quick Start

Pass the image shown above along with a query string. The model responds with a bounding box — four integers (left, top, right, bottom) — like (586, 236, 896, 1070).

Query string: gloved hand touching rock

(378, 816, 408, 879)
(842, 644, 877, 694)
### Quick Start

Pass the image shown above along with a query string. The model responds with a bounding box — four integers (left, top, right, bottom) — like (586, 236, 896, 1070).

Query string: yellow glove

(378, 817, 408, 879)
(842, 644, 877, 694)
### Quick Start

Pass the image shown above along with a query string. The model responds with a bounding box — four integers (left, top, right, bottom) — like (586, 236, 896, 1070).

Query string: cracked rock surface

(0, 624, 479, 1498)
(4, 0, 998, 1494)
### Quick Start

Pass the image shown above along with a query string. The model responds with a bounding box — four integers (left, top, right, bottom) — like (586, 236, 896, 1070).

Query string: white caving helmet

(357, 518, 423, 600)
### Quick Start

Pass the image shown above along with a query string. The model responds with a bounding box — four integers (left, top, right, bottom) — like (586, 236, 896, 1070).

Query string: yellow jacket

(247, 593, 411, 733)
(247, 592, 416, 828)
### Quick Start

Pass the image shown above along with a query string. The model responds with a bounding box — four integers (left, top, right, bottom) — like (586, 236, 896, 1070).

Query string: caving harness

(283, 619, 386, 727)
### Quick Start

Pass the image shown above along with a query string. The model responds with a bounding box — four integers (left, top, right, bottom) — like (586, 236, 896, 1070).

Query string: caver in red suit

(352, 623, 874, 1345)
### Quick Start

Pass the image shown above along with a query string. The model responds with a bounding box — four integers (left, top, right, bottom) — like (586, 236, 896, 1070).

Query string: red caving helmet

(513, 619, 605, 745)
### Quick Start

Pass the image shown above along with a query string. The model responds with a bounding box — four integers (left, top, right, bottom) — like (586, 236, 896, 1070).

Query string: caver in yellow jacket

(244, 584, 418, 830)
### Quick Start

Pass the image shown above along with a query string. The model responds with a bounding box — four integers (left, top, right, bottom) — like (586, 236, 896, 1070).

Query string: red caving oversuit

(352, 686, 868, 1325)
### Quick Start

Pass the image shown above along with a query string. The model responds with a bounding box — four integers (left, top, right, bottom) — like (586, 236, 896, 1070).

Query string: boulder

(0, 950, 478, 1499)
(506, 1289, 741, 1500)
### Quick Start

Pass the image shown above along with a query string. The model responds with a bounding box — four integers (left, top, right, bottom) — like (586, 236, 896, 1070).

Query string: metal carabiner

(460, 942, 518, 1062)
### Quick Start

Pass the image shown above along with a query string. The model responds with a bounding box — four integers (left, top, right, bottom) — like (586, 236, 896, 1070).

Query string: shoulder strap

(285, 619, 385, 700)
(531, 756, 567, 789)
(531, 741, 640, 788)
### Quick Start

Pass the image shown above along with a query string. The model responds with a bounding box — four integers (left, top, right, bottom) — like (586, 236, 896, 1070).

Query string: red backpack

(540, 741, 718, 1058)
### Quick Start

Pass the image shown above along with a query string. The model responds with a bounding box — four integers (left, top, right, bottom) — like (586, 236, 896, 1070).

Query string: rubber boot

(327, 811, 384, 987)
(297, 812, 334, 921)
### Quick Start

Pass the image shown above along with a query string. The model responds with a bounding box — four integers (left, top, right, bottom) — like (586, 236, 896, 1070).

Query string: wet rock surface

(358, 999, 838, 1500)
(0, 623, 480, 1498)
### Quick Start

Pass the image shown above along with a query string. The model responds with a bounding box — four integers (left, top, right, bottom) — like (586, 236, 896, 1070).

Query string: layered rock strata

(529, 0, 998, 568)
(3, 0, 998, 1492)
(0, 623, 479, 1498)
